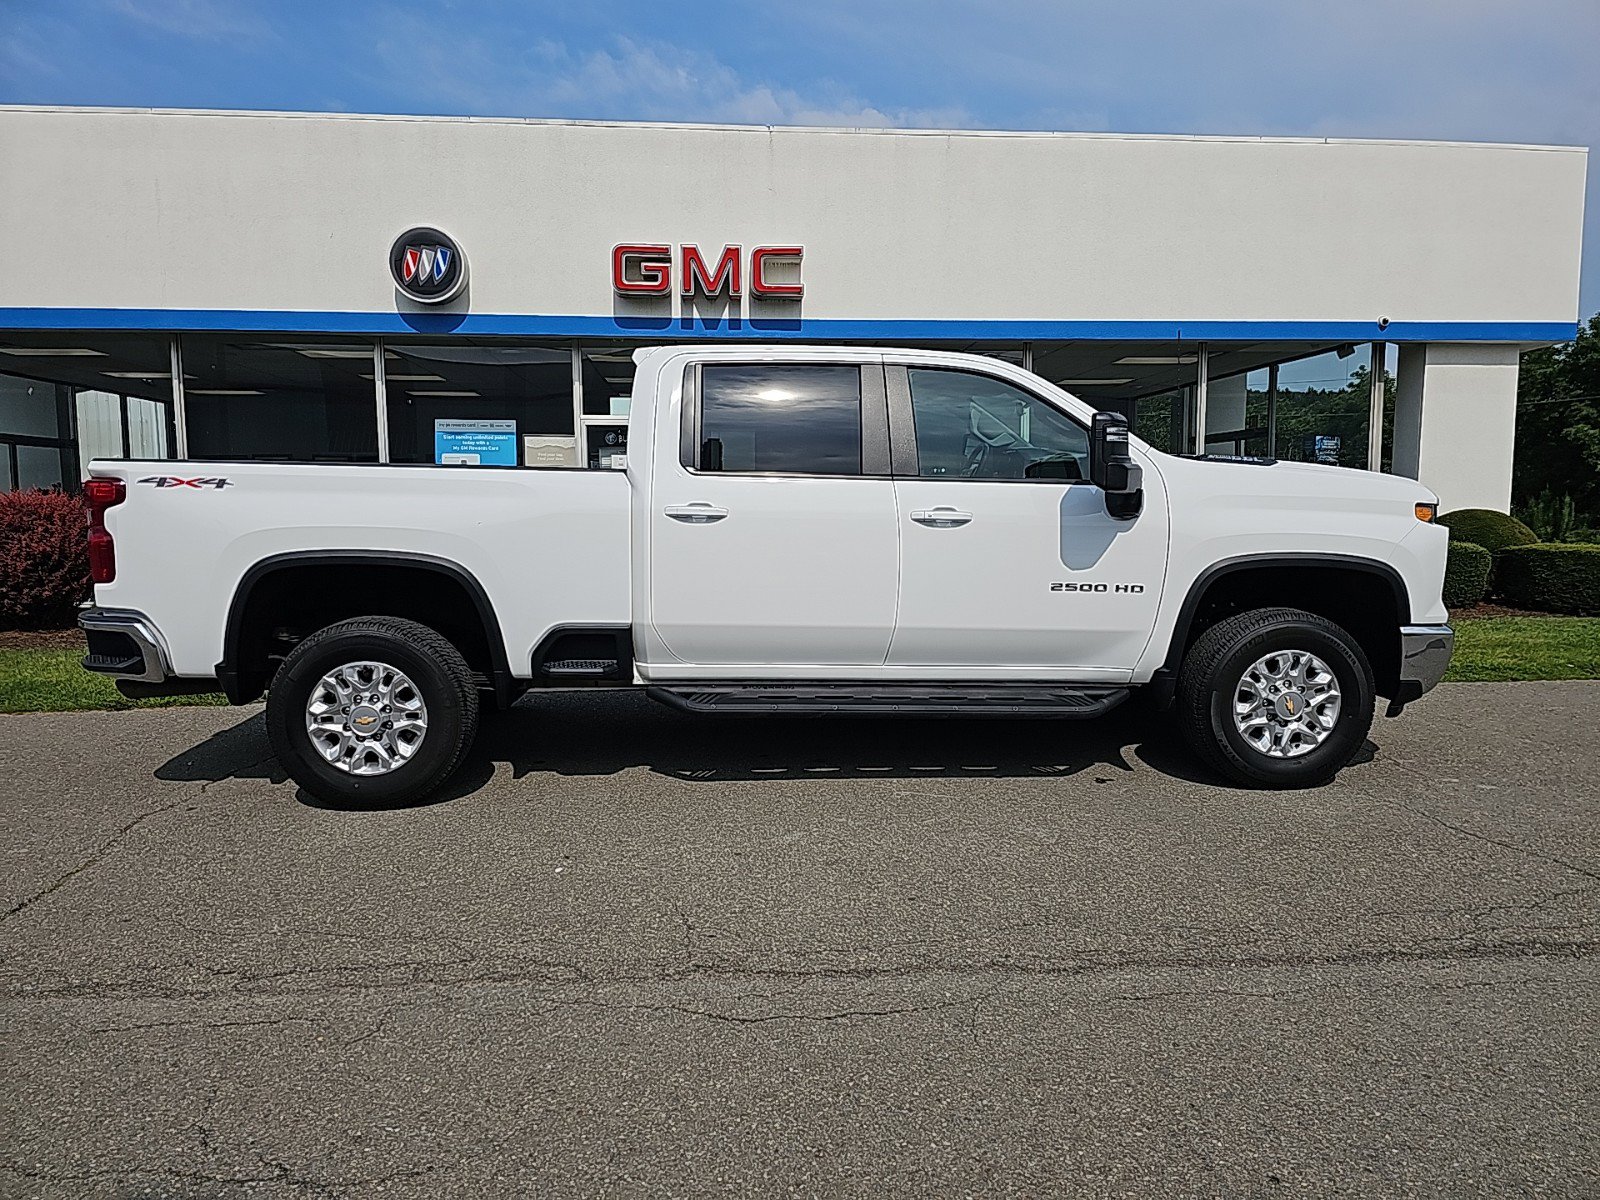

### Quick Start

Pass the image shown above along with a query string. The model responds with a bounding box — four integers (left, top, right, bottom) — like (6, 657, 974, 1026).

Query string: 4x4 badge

(136, 476, 233, 489)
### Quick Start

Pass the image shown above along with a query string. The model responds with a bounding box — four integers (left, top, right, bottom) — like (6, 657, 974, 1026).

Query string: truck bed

(87, 461, 633, 680)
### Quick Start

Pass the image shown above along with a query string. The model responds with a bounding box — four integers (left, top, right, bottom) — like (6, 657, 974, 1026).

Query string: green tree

(1516, 314, 1600, 523)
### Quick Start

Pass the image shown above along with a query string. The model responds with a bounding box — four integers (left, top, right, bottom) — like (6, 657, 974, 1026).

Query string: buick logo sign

(389, 226, 467, 304)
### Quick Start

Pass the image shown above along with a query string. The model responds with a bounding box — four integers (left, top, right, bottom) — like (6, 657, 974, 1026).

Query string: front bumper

(1393, 623, 1454, 708)
(79, 607, 171, 683)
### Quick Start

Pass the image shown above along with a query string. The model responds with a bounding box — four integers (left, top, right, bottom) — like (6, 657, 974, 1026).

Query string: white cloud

(104, 0, 272, 41)
(368, 26, 971, 129)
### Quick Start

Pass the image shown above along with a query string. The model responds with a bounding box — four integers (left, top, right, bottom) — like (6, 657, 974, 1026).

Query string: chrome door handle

(664, 503, 729, 523)
(910, 507, 973, 528)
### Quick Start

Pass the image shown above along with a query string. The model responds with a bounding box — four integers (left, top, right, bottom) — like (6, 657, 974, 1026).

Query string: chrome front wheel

(1232, 649, 1342, 758)
(304, 659, 429, 775)
(1177, 607, 1375, 789)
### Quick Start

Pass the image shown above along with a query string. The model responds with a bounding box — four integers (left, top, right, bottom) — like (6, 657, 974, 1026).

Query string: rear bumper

(79, 607, 171, 682)
(1393, 624, 1454, 707)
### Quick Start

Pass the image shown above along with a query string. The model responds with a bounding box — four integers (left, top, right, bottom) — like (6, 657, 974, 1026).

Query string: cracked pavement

(1, 681, 1596, 1196)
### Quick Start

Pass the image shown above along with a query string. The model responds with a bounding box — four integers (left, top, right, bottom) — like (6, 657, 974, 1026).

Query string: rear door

(646, 356, 899, 670)
(887, 362, 1168, 675)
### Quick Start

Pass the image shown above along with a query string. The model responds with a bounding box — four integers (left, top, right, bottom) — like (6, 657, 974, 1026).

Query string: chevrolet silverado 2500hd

(79, 346, 1453, 803)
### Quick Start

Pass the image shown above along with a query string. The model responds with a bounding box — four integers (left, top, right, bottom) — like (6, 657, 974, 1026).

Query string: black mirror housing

(1090, 411, 1144, 519)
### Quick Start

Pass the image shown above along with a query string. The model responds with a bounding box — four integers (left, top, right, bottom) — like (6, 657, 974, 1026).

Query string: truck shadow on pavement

(155, 691, 1375, 809)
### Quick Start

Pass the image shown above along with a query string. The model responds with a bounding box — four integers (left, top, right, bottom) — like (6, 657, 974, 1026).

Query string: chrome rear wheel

(304, 659, 430, 775)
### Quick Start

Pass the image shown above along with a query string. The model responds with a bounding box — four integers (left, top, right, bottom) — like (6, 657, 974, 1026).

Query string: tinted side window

(907, 368, 1089, 481)
(699, 364, 862, 475)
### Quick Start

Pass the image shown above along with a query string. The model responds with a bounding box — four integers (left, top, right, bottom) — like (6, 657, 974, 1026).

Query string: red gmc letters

(612, 244, 804, 299)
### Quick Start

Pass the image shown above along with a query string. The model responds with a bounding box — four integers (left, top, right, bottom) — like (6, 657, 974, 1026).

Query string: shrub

(0, 488, 91, 629)
(1495, 543, 1600, 616)
(1515, 489, 1579, 543)
(1442, 541, 1492, 608)
(1437, 508, 1538, 554)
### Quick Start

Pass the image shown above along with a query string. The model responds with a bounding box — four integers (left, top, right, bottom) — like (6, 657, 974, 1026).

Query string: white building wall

(0, 107, 1586, 332)
(1393, 343, 1521, 512)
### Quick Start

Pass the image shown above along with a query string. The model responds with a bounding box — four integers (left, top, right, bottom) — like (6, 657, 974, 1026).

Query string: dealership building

(0, 106, 1587, 510)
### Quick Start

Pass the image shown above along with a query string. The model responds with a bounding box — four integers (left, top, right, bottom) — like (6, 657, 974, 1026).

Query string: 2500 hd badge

(1051, 582, 1146, 593)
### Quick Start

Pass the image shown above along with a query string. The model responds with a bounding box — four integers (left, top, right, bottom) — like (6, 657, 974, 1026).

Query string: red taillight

(84, 477, 125, 584)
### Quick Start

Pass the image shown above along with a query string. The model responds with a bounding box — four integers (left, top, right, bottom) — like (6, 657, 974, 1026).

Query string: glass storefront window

(0, 373, 64, 439)
(0, 334, 173, 410)
(1268, 345, 1389, 468)
(181, 337, 378, 462)
(580, 342, 656, 417)
(1130, 391, 1180, 453)
(1, 333, 177, 489)
(384, 342, 573, 466)
(16, 445, 65, 490)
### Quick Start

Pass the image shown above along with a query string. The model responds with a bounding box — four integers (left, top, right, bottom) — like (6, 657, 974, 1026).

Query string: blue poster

(434, 419, 518, 466)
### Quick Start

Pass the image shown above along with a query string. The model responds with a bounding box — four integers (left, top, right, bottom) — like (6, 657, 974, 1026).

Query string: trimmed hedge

(1443, 541, 1493, 608)
(0, 488, 92, 629)
(1495, 543, 1600, 616)
(1438, 508, 1538, 555)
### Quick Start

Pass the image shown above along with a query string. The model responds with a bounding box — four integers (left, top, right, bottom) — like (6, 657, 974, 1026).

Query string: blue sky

(4, 0, 1596, 316)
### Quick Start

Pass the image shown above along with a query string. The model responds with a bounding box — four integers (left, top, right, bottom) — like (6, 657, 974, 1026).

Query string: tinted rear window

(699, 365, 862, 475)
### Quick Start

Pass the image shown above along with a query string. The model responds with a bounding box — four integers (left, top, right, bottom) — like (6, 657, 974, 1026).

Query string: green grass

(1, 616, 1596, 714)
(0, 647, 225, 714)
(1444, 617, 1600, 682)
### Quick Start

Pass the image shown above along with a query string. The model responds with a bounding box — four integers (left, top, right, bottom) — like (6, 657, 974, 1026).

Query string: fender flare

(217, 550, 513, 705)
(1150, 552, 1412, 696)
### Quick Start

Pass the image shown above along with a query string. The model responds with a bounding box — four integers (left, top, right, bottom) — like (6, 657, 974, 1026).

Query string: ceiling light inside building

(360, 373, 445, 381)
(1059, 378, 1133, 386)
(188, 388, 265, 395)
(409, 390, 480, 397)
(1115, 355, 1197, 365)
(0, 347, 108, 356)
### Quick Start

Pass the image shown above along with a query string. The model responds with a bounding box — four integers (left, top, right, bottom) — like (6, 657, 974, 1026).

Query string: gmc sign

(613, 244, 804, 299)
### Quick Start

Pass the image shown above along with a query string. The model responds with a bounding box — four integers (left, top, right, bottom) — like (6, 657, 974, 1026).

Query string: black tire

(266, 616, 479, 806)
(1177, 607, 1374, 789)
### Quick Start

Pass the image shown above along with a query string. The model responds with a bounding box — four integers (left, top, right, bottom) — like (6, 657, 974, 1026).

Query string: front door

(648, 358, 899, 670)
(887, 364, 1169, 675)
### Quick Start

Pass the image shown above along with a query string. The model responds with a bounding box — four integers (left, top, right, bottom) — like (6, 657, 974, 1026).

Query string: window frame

(887, 362, 1096, 485)
(679, 360, 891, 479)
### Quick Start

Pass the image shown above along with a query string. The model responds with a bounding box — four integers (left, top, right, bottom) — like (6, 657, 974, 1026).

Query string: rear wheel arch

(1158, 554, 1410, 700)
(219, 551, 513, 705)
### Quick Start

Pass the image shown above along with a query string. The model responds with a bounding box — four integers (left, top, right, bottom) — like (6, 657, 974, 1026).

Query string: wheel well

(222, 557, 507, 703)
(1171, 562, 1404, 697)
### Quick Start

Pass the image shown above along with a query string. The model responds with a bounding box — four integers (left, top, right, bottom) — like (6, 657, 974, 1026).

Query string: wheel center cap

(1274, 692, 1307, 721)
(349, 705, 382, 735)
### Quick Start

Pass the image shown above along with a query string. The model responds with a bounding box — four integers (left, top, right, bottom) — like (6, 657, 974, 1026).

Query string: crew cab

(79, 345, 1454, 803)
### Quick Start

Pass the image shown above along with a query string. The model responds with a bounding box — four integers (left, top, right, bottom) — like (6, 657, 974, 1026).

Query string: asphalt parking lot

(2, 681, 1597, 1197)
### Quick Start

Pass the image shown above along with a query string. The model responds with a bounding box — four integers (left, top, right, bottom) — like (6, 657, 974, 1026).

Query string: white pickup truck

(80, 345, 1453, 803)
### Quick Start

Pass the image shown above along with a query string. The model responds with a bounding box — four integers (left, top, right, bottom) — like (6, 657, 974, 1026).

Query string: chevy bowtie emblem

(353, 714, 376, 727)
(389, 226, 467, 304)
(1285, 697, 1298, 713)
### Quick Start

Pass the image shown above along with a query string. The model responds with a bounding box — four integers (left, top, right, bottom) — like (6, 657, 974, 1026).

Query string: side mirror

(1090, 412, 1143, 520)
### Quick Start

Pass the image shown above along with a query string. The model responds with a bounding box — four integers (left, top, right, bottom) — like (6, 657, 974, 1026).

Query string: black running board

(645, 683, 1130, 718)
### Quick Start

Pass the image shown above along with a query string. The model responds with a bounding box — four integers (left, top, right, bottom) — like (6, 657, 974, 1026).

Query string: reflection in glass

(699, 365, 861, 475)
